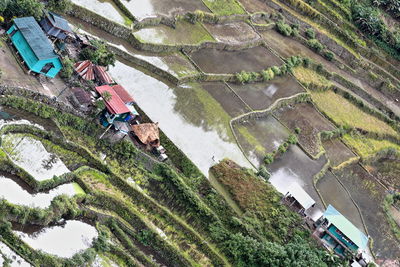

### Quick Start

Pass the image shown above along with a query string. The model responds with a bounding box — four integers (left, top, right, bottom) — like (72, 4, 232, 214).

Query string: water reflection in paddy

(0, 241, 31, 267)
(2, 134, 70, 181)
(0, 174, 82, 208)
(108, 59, 252, 174)
(14, 220, 98, 258)
(71, 0, 127, 25)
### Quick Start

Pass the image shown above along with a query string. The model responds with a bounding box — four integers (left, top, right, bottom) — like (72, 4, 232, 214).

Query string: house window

(41, 63, 54, 74)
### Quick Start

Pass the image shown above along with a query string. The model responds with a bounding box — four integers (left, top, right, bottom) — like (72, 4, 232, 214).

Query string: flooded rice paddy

(273, 103, 335, 156)
(71, 0, 128, 25)
(120, 0, 209, 21)
(14, 220, 98, 258)
(0, 241, 31, 267)
(133, 21, 214, 45)
(2, 134, 70, 181)
(334, 164, 400, 261)
(204, 22, 260, 45)
(228, 76, 305, 110)
(201, 82, 251, 117)
(268, 145, 327, 208)
(234, 115, 290, 166)
(189, 46, 282, 74)
(0, 173, 82, 208)
(108, 59, 252, 174)
(316, 171, 365, 231)
(70, 17, 199, 79)
(323, 139, 357, 167)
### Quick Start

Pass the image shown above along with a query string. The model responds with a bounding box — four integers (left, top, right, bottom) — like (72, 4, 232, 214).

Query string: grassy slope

(311, 90, 398, 136)
(201, 0, 246, 15)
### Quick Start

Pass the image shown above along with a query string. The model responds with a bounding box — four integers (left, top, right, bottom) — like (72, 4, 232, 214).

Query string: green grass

(293, 66, 332, 88)
(311, 90, 399, 136)
(72, 182, 86, 195)
(342, 133, 400, 158)
(201, 0, 246, 15)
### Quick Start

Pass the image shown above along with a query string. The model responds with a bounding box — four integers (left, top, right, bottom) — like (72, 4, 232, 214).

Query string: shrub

(287, 134, 298, 144)
(60, 57, 74, 79)
(294, 127, 301, 134)
(46, 0, 72, 13)
(271, 66, 281, 75)
(80, 40, 116, 67)
(4, 0, 44, 20)
(276, 20, 293, 36)
(323, 50, 335, 61)
(263, 153, 274, 165)
(307, 38, 324, 52)
(305, 27, 316, 39)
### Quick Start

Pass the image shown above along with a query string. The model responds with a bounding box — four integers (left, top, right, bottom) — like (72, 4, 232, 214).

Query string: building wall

(327, 224, 359, 252)
(7, 25, 39, 69)
(33, 57, 62, 78)
(8, 23, 62, 78)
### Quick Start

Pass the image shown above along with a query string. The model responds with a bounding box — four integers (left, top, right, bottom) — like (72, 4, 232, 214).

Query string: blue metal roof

(14, 17, 58, 60)
(48, 12, 72, 33)
(324, 205, 369, 250)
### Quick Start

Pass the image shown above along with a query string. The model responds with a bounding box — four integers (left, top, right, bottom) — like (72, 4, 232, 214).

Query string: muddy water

(14, 220, 98, 258)
(0, 241, 31, 267)
(120, 0, 209, 20)
(202, 82, 251, 117)
(108, 59, 252, 174)
(2, 134, 70, 181)
(133, 21, 214, 45)
(273, 103, 335, 156)
(228, 76, 305, 110)
(335, 164, 400, 261)
(234, 115, 290, 166)
(323, 139, 357, 167)
(204, 22, 260, 45)
(190, 46, 282, 74)
(268, 145, 326, 208)
(71, 0, 128, 25)
(0, 174, 82, 208)
(316, 171, 365, 231)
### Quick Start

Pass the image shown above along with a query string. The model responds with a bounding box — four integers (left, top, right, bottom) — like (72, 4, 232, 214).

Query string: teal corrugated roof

(324, 205, 368, 250)
(14, 17, 58, 60)
(48, 12, 72, 33)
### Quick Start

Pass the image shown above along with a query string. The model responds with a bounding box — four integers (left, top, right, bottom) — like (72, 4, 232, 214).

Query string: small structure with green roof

(316, 205, 369, 257)
(7, 17, 62, 78)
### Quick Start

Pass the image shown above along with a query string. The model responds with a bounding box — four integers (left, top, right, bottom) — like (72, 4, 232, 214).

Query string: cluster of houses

(6, 14, 168, 161)
(283, 183, 372, 266)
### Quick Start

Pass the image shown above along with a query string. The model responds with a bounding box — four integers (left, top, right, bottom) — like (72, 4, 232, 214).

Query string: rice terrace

(0, 0, 399, 266)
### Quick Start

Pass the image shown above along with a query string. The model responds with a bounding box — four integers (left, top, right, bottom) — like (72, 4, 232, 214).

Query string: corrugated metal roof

(95, 85, 130, 115)
(14, 17, 58, 60)
(74, 60, 95, 80)
(324, 205, 368, 250)
(286, 183, 315, 210)
(94, 65, 114, 85)
(113, 85, 135, 104)
(48, 12, 72, 33)
(71, 87, 92, 105)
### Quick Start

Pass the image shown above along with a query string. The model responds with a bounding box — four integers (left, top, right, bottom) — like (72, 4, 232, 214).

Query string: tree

(59, 57, 74, 79)
(79, 40, 116, 67)
(46, 0, 72, 13)
(4, 0, 45, 20)
(101, 91, 112, 102)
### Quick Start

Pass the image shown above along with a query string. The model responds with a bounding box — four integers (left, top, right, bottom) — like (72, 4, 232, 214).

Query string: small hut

(74, 60, 94, 81)
(40, 12, 73, 41)
(131, 123, 160, 148)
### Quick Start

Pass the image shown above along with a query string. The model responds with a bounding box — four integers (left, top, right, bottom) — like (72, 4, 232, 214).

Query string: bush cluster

(236, 55, 306, 84)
